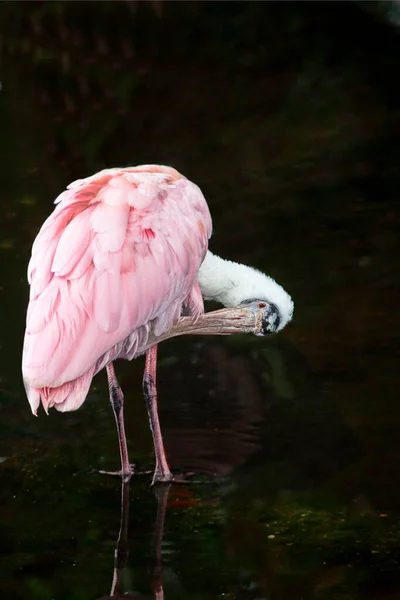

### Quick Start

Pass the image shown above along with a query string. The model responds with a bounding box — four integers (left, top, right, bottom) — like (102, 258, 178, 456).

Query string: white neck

(197, 251, 294, 331)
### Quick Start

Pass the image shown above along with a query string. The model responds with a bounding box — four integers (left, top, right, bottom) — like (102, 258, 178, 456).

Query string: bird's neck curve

(197, 251, 294, 331)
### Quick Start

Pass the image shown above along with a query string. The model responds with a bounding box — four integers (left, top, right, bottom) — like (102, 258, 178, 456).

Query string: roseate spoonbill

(22, 165, 293, 484)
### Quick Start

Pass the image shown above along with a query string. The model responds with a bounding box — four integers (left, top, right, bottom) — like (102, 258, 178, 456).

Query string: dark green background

(0, 2, 399, 599)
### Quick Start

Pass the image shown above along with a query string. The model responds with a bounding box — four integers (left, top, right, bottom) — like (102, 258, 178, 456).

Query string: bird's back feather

(23, 165, 212, 414)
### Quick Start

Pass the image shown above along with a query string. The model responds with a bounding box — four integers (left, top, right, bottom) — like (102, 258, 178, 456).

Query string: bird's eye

(258, 302, 267, 309)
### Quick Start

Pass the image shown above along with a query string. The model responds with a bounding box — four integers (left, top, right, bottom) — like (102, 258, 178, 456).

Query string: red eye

(258, 302, 267, 309)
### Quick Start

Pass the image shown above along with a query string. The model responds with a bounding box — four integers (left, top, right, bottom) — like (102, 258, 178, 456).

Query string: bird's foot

(97, 466, 200, 486)
(151, 470, 198, 486)
(98, 464, 152, 483)
(151, 469, 174, 486)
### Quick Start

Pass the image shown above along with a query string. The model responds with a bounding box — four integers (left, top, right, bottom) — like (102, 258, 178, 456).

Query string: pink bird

(22, 165, 293, 484)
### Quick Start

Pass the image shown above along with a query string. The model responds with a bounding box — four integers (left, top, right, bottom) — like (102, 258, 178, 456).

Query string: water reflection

(0, 333, 369, 600)
(98, 482, 167, 600)
(157, 337, 362, 488)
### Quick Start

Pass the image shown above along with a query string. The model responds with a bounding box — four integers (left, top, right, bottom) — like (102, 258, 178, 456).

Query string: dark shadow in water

(154, 337, 363, 490)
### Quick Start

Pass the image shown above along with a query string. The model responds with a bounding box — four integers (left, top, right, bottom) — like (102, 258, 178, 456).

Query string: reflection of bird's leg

(102, 362, 134, 481)
(143, 345, 173, 486)
(110, 480, 130, 597)
(150, 485, 170, 600)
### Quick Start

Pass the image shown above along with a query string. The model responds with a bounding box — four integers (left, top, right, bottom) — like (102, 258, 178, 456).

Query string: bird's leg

(143, 345, 173, 485)
(101, 362, 134, 482)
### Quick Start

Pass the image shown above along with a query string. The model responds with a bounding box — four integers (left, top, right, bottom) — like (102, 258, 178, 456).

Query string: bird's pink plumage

(22, 165, 212, 414)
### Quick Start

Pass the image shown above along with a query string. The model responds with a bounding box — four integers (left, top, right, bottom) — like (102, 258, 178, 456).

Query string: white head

(197, 251, 294, 333)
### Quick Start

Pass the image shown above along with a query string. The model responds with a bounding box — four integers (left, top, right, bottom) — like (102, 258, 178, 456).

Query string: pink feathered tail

(25, 366, 95, 415)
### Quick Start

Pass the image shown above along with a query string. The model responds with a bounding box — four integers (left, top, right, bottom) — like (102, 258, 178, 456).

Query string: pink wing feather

(22, 165, 212, 415)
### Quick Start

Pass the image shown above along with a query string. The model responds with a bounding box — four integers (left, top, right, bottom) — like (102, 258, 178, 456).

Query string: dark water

(1, 2, 400, 599)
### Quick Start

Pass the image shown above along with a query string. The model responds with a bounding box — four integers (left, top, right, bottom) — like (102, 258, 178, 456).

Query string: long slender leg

(143, 345, 173, 485)
(105, 362, 133, 481)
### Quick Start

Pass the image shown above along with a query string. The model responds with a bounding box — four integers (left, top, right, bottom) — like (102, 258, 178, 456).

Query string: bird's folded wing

(22, 168, 211, 392)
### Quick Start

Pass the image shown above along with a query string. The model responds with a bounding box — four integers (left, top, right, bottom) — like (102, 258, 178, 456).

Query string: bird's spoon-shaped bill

(142, 301, 275, 352)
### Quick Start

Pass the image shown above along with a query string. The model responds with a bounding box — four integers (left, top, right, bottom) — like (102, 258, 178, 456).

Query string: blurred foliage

(356, 0, 400, 27)
(1, 0, 399, 190)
